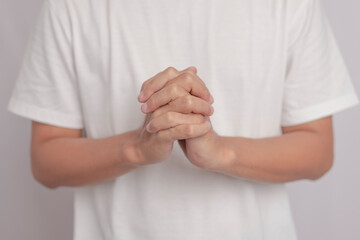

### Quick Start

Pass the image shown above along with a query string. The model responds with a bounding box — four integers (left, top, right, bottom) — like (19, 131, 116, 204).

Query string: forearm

(31, 130, 140, 188)
(211, 130, 333, 183)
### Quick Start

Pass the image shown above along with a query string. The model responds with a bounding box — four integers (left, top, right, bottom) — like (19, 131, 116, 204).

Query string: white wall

(1, 0, 359, 239)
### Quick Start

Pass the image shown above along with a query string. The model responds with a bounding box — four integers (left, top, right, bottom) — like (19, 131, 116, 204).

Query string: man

(7, 0, 359, 239)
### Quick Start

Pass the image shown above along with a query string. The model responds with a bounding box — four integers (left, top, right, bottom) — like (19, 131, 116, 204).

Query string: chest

(71, 0, 287, 138)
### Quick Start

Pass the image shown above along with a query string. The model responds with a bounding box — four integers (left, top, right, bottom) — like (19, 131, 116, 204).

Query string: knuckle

(182, 72, 194, 84)
(169, 84, 180, 96)
(184, 95, 193, 107)
(184, 68, 195, 74)
(184, 125, 194, 137)
(164, 66, 178, 76)
(165, 112, 175, 123)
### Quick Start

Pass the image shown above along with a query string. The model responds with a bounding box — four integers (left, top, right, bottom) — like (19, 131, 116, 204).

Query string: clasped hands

(128, 66, 231, 171)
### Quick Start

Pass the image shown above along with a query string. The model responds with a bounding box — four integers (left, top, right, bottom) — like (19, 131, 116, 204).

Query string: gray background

(0, 0, 359, 239)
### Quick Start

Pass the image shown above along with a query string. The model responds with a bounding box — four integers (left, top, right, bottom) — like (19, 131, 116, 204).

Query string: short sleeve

(7, 0, 83, 129)
(281, 0, 359, 127)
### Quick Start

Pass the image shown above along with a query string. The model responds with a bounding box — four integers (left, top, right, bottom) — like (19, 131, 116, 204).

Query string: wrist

(208, 137, 236, 172)
(121, 130, 144, 168)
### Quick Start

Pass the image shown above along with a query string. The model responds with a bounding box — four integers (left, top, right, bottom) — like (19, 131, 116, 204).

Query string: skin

(139, 66, 334, 183)
(139, 67, 333, 183)
(31, 66, 333, 188)
(31, 67, 213, 188)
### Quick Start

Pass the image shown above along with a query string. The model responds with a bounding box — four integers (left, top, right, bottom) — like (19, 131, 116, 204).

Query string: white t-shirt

(8, 0, 359, 239)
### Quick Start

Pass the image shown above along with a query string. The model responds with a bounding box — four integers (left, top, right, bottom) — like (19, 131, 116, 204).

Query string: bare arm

(137, 67, 335, 183)
(30, 66, 213, 189)
(206, 116, 334, 183)
(30, 121, 141, 188)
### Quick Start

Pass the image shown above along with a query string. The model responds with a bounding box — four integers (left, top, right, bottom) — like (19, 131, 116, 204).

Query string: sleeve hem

(7, 97, 84, 129)
(281, 93, 359, 127)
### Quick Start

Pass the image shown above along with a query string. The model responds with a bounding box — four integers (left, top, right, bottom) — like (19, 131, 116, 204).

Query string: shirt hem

(280, 93, 359, 126)
(7, 97, 84, 129)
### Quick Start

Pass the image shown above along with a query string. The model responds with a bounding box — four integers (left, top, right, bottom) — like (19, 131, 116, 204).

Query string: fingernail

(210, 95, 214, 103)
(146, 123, 151, 132)
(138, 91, 145, 101)
(141, 103, 148, 112)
